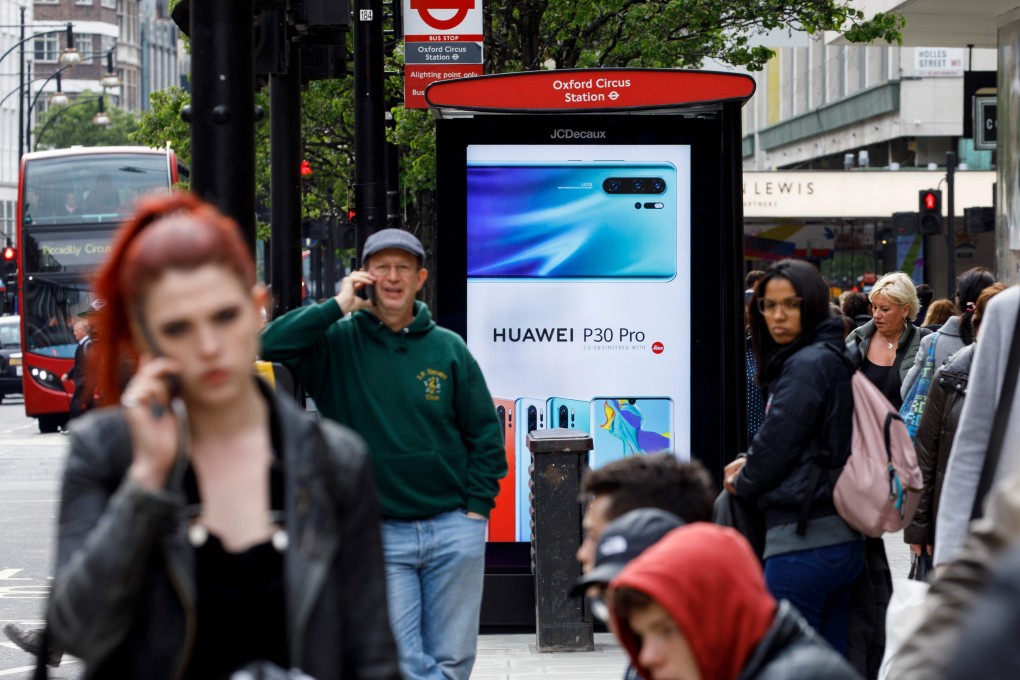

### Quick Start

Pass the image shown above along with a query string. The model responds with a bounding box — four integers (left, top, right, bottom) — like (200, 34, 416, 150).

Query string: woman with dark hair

(45, 192, 401, 679)
(900, 267, 995, 400)
(904, 282, 1007, 561)
(723, 259, 863, 655)
(839, 291, 872, 328)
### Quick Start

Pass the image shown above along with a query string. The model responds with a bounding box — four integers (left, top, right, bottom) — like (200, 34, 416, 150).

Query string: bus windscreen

(22, 154, 170, 225)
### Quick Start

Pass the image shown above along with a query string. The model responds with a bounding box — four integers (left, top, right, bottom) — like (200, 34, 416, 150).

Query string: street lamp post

(0, 12, 81, 161)
(32, 95, 107, 150)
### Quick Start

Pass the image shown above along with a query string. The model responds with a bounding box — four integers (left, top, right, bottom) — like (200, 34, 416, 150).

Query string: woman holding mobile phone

(45, 192, 400, 679)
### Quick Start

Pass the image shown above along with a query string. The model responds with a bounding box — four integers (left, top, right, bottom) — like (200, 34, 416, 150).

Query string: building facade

(738, 38, 1000, 294)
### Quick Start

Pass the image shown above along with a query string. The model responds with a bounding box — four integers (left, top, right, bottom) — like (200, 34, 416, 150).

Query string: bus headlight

(29, 367, 65, 391)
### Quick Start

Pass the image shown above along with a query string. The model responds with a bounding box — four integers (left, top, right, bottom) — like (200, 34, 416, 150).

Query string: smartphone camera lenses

(528, 406, 538, 433)
(604, 177, 667, 195)
(558, 405, 568, 428)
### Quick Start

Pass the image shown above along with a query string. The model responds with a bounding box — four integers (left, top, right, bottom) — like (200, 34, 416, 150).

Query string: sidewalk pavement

(475, 530, 915, 679)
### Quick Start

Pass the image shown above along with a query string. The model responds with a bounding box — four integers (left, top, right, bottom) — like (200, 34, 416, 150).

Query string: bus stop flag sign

(404, 0, 483, 109)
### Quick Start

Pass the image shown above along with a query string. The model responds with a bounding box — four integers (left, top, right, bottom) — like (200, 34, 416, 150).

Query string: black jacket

(738, 602, 862, 680)
(734, 318, 854, 529)
(903, 345, 974, 546)
(67, 338, 91, 388)
(47, 381, 401, 680)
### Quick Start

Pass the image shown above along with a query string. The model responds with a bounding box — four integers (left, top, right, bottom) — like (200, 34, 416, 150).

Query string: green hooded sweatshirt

(261, 299, 507, 520)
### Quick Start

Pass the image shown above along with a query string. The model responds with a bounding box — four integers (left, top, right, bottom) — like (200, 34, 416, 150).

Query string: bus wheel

(38, 415, 64, 434)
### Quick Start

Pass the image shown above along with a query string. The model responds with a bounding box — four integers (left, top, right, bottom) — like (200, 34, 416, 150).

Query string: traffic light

(964, 206, 995, 233)
(918, 189, 943, 235)
(2, 246, 17, 291)
(892, 212, 918, 236)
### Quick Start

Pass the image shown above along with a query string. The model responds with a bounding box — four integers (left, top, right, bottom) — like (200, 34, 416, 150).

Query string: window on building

(101, 0, 116, 8)
(101, 34, 117, 55)
(75, 0, 93, 5)
(34, 0, 59, 5)
(75, 34, 96, 63)
(34, 36, 58, 62)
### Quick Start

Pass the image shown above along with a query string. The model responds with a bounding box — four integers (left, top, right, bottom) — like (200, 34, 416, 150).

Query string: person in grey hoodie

(934, 284, 1020, 567)
(900, 267, 995, 400)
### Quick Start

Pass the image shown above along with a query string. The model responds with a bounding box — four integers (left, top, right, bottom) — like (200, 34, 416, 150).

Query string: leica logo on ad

(652, 342, 664, 354)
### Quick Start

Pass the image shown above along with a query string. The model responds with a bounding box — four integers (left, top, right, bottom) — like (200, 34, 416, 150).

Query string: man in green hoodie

(261, 228, 506, 680)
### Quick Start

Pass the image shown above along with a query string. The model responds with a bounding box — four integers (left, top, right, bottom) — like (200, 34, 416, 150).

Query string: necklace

(186, 509, 288, 552)
(878, 331, 898, 350)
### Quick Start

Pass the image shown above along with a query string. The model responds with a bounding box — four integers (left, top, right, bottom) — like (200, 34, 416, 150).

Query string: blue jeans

(764, 540, 864, 655)
(381, 510, 488, 680)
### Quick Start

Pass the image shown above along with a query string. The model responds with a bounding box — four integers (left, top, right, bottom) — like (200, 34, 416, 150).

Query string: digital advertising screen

(465, 144, 690, 541)
(435, 114, 744, 544)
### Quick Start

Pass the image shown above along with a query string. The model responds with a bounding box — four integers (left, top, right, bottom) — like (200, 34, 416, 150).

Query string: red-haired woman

(45, 193, 400, 679)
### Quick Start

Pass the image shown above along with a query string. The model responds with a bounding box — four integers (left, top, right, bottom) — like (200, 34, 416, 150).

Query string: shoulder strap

(971, 295, 1020, 519)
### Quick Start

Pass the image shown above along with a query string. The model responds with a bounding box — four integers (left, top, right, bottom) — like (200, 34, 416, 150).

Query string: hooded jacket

(903, 344, 974, 547)
(47, 380, 400, 680)
(610, 524, 860, 680)
(900, 315, 966, 400)
(261, 299, 506, 519)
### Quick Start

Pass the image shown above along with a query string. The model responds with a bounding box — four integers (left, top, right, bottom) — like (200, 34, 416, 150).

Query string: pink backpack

(833, 372, 923, 537)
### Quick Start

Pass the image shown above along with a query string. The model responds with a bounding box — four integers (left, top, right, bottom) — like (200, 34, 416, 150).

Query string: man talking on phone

(261, 228, 506, 680)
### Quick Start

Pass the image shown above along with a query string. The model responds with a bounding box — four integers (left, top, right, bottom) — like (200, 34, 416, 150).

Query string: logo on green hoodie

(417, 368, 448, 401)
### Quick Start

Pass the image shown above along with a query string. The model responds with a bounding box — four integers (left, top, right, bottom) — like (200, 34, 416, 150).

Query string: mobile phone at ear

(136, 314, 182, 410)
(356, 284, 375, 303)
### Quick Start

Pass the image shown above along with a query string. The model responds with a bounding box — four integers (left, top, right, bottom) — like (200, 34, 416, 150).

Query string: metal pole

(353, 0, 387, 261)
(17, 7, 24, 163)
(269, 40, 302, 314)
(190, 0, 256, 250)
(946, 151, 956, 298)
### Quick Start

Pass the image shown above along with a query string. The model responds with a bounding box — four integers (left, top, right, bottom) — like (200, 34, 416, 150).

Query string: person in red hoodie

(609, 524, 860, 680)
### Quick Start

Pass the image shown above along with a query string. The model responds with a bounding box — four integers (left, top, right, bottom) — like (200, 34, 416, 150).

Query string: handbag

(877, 578, 930, 680)
(713, 488, 765, 562)
(899, 331, 940, 440)
(908, 550, 933, 583)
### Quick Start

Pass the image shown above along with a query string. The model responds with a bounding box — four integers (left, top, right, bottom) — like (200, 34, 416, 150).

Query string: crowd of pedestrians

(4, 190, 1019, 680)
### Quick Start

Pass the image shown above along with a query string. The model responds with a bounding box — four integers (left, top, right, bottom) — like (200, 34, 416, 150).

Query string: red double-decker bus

(15, 146, 181, 432)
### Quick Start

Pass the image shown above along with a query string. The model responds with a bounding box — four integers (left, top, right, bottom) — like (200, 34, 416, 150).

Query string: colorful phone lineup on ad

(466, 163, 678, 279)
(490, 399, 517, 542)
(589, 397, 673, 469)
(514, 397, 546, 542)
(546, 397, 591, 434)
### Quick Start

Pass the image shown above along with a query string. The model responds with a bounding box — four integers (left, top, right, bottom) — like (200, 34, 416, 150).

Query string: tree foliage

(34, 92, 138, 151)
(486, 0, 904, 72)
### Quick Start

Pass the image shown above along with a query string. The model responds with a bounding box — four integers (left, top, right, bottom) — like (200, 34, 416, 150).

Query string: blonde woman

(846, 272, 931, 409)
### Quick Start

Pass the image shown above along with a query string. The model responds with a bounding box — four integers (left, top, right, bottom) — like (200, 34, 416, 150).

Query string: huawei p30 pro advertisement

(465, 145, 691, 542)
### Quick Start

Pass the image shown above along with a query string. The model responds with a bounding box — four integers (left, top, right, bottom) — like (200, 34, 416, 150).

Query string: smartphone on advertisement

(514, 397, 546, 542)
(466, 163, 677, 280)
(547, 397, 590, 433)
(490, 399, 517, 542)
(589, 397, 673, 469)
